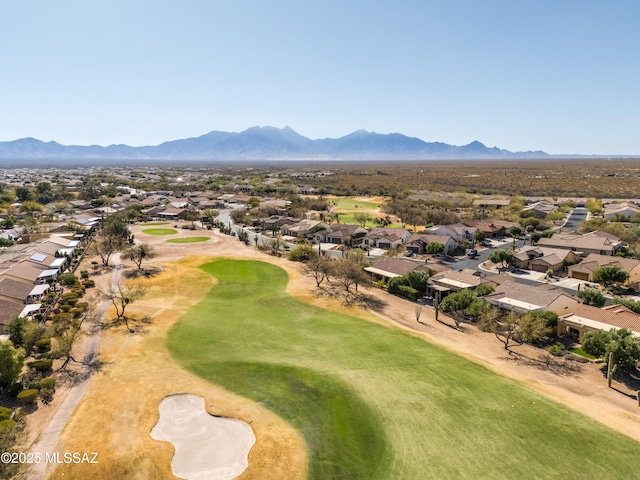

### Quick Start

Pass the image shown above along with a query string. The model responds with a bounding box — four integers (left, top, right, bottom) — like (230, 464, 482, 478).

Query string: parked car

(481, 239, 493, 247)
(467, 249, 478, 258)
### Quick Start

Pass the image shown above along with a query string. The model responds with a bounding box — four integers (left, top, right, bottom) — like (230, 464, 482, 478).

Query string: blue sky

(1, 1, 639, 154)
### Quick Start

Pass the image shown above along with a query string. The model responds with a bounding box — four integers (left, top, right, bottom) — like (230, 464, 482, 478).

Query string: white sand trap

(151, 394, 255, 480)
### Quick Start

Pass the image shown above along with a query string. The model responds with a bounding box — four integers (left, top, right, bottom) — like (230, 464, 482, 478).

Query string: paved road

(559, 207, 588, 232)
(28, 254, 122, 480)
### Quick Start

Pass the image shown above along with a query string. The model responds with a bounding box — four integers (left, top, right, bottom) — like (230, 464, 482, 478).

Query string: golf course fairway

(167, 259, 640, 479)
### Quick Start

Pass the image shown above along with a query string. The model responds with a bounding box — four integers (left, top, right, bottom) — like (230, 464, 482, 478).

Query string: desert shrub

(34, 337, 51, 353)
(75, 302, 89, 312)
(474, 283, 495, 297)
(0, 406, 12, 422)
(60, 292, 78, 302)
(52, 312, 73, 323)
(398, 285, 421, 301)
(82, 279, 95, 288)
(17, 389, 39, 406)
(547, 342, 566, 356)
(287, 244, 315, 262)
(39, 387, 55, 405)
(60, 304, 72, 312)
(70, 308, 84, 318)
(39, 377, 55, 391)
(27, 359, 53, 373)
(58, 273, 78, 287)
(80, 270, 89, 279)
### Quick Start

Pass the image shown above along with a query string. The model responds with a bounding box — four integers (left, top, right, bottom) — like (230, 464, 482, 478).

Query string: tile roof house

(281, 220, 328, 238)
(0, 298, 25, 334)
(427, 268, 497, 294)
(558, 304, 640, 341)
(463, 220, 517, 238)
(363, 228, 411, 250)
(603, 202, 640, 221)
(521, 201, 557, 219)
(404, 233, 458, 254)
(568, 253, 640, 291)
(513, 246, 580, 273)
(364, 257, 419, 279)
(316, 224, 368, 245)
(537, 231, 625, 256)
(485, 280, 580, 315)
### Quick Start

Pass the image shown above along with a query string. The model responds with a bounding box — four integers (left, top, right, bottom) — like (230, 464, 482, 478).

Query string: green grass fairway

(140, 221, 170, 226)
(168, 260, 640, 480)
(331, 197, 380, 211)
(141, 228, 178, 235)
(166, 237, 210, 243)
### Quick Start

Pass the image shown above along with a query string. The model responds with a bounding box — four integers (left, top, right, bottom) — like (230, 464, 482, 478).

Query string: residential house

(485, 280, 580, 315)
(316, 224, 368, 245)
(513, 246, 580, 274)
(427, 269, 497, 297)
(364, 257, 419, 280)
(536, 231, 625, 256)
(404, 233, 457, 255)
(472, 198, 511, 209)
(558, 304, 640, 341)
(464, 219, 517, 239)
(568, 253, 640, 291)
(252, 216, 300, 232)
(363, 227, 411, 250)
(521, 201, 556, 219)
(281, 220, 328, 238)
(603, 203, 640, 221)
(0, 298, 25, 334)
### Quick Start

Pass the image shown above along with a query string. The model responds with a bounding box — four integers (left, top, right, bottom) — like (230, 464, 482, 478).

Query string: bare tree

(334, 252, 369, 293)
(122, 243, 157, 270)
(304, 254, 333, 288)
(102, 281, 147, 332)
(88, 235, 125, 267)
(49, 306, 97, 371)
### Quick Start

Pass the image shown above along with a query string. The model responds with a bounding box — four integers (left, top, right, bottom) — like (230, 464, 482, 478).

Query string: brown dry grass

(46, 227, 308, 480)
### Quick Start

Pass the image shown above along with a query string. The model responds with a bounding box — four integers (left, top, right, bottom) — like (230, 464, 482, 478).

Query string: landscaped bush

(58, 273, 78, 287)
(75, 302, 89, 312)
(547, 342, 566, 356)
(17, 389, 39, 406)
(82, 279, 95, 288)
(71, 308, 85, 318)
(0, 406, 12, 422)
(52, 312, 73, 324)
(35, 337, 51, 353)
(27, 359, 53, 373)
(60, 304, 72, 312)
(80, 270, 89, 279)
(398, 285, 421, 301)
(39, 377, 55, 391)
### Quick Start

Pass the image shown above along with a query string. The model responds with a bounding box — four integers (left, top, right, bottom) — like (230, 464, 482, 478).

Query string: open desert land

(43, 224, 640, 480)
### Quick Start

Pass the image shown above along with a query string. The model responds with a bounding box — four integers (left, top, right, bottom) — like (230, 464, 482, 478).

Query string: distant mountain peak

(0, 127, 550, 161)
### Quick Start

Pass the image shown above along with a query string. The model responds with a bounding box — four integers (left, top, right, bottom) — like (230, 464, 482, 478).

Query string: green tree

(473, 230, 486, 245)
(353, 212, 373, 227)
(287, 244, 315, 262)
(592, 265, 629, 289)
(440, 289, 476, 327)
(577, 287, 606, 307)
(612, 296, 640, 314)
(0, 340, 25, 397)
(583, 328, 640, 371)
(15, 186, 32, 202)
(425, 241, 445, 254)
(488, 249, 514, 269)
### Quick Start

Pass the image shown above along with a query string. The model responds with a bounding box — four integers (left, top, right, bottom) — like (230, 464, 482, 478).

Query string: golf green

(168, 259, 640, 480)
(141, 228, 178, 235)
(166, 237, 210, 243)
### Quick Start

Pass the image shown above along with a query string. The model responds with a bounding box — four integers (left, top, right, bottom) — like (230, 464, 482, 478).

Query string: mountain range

(0, 126, 549, 161)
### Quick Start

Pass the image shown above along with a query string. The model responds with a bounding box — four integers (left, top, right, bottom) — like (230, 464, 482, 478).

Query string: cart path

(27, 254, 122, 480)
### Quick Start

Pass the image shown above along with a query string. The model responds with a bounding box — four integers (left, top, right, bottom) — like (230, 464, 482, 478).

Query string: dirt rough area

(31, 222, 640, 479)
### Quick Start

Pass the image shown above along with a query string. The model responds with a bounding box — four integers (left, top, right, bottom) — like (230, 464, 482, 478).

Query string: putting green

(141, 228, 178, 235)
(166, 237, 210, 243)
(168, 260, 640, 480)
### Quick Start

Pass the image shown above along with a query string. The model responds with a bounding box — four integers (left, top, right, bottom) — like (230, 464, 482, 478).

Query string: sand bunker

(151, 394, 256, 480)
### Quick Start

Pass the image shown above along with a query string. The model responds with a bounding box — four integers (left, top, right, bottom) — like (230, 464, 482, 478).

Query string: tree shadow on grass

(123, 265, 163, 279)
(505, 350, 582, 376)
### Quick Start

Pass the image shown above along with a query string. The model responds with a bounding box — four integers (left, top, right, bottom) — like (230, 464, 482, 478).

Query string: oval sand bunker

(151, 394, 256, 480)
